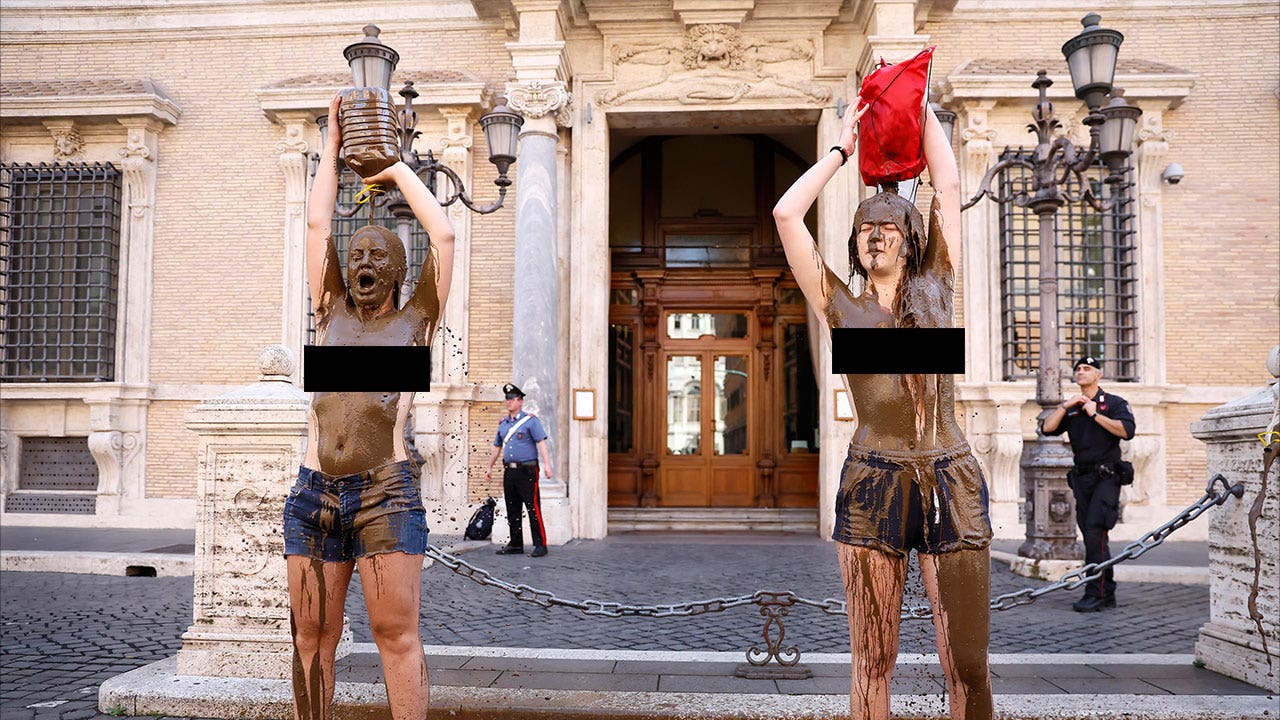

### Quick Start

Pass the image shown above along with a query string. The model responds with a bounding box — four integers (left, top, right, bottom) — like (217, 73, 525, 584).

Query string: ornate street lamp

(313, 25, 522, 217)
(931, 103, 957, 147)
(954, 13, 1142, 560)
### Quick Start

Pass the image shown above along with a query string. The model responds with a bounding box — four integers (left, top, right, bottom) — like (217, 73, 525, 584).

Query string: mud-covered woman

(772, 101, 993, 719)
(284, 94, 455, 719)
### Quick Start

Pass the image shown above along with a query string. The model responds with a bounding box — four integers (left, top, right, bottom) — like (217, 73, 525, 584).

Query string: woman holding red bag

(772, 63, 994, 719)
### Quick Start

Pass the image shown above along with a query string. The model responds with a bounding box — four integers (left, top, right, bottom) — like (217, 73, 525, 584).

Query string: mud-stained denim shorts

(283, 460, 428, 561)
(832, 443, 992, 557)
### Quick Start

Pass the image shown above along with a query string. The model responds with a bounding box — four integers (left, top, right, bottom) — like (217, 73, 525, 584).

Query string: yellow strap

(354, 183, 385, 205)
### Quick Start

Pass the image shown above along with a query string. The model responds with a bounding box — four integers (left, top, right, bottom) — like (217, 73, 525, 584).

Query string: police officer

(486, 383, 554, 557)
(1041, 356, 1136, 612)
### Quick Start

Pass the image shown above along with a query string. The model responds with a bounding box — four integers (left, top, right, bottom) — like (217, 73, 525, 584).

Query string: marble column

(507, 80, 572, 544)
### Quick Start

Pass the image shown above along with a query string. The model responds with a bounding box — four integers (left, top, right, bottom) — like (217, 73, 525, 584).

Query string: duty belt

(505, 460, 537, 469)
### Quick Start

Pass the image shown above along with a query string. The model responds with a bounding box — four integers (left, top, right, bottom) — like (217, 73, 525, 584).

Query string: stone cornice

(0, 383, 153, 402)
(257, 82, 489, 124)
(0, 89, 182, 126)
(945, 66, 1196, 111)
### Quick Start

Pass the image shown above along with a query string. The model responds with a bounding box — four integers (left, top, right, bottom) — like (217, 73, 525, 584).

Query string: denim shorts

(282, 460, 428, 561)
(832, 443, 992, 557)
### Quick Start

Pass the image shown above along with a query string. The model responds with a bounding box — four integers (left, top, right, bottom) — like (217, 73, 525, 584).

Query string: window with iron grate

(306, 168, 432, 343)
(0, 162, 122, 382)
(997, 148, 1138, 382)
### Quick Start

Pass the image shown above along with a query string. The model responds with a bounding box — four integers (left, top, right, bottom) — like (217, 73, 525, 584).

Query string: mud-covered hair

(349, 224, 408, 308)
(847, 183, 927, 283)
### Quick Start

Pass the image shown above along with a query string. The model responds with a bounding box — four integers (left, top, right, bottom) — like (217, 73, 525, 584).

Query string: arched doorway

(606, 133, 821, 524)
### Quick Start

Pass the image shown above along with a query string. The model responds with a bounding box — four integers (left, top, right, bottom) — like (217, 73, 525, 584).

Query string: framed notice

(834, 389, 855, 421)
(572, 388, 596, 420)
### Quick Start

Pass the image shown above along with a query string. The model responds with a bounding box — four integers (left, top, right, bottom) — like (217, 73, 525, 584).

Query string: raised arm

(921, 107, 962, 274)
(361, 163, 456, 331)
(306, 95, 347, 315)
(772, 104, 867, 314)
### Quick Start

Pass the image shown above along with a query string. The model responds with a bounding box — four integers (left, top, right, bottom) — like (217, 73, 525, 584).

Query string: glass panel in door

(713, 355, 748, 455)
(666, 355, 702, 456)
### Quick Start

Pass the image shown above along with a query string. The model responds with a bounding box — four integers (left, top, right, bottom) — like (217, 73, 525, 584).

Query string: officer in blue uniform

(1041, 356, 1136, 612)
(485, 383, 554, 557)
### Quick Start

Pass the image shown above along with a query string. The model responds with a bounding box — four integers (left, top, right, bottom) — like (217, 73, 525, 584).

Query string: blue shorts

(282, 460, 429, 562)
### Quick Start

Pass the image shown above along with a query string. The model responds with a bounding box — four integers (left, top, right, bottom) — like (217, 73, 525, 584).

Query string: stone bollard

(176, 345, 350, 679)
(1191, 345, 1280, 692)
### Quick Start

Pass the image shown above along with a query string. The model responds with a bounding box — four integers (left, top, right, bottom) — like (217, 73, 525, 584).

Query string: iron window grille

(998, 148, 1138, 382)
(0, 162, 122, 382)
(306, 168, 432, 343)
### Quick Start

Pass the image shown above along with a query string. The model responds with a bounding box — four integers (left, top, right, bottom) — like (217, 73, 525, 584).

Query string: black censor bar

(831, 328, 965, 375)
(303, 346, 432, 392)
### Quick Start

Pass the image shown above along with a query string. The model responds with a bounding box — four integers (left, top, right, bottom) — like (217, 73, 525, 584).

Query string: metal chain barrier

(424, 473, 1242, 668)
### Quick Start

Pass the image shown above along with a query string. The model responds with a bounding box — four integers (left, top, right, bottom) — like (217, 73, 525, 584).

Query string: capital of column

(506, 80, 572, 129)
(437, 106, 474, 165)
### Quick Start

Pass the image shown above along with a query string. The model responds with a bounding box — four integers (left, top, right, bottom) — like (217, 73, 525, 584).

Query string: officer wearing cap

(485, 383, 554, 557)
(1041, 356, 1136, 612)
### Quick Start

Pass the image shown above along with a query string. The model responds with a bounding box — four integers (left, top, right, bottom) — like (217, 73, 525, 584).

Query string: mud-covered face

(347, 229, 404, 310)
(855, 205, 908, 275)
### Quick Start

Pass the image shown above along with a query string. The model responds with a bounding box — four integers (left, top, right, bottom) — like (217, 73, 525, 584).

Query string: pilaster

(116, 118, 163, 388)
(271, 112, 313, 379)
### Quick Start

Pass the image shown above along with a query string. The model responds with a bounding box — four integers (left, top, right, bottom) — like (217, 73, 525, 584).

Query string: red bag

(857, 46, 934, 187)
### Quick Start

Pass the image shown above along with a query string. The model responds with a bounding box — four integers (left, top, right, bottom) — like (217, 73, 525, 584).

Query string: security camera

(1161, 163, 1184, 185)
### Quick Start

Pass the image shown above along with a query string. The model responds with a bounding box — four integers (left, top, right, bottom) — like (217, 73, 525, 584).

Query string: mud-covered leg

(359, 551, 429, 719)
(837, 543, 908, 720)
(920, 547, 993, 720)
(287, 556, 354, 720)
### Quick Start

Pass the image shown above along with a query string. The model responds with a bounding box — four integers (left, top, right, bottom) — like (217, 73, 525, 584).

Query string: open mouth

(356, 271, 377, 291)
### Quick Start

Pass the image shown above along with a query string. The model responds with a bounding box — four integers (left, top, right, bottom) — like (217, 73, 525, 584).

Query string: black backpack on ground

(464, 497, 498, 541)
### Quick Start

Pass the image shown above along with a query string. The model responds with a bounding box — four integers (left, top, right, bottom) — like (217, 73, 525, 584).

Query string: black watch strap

(830, 146, 848, 166)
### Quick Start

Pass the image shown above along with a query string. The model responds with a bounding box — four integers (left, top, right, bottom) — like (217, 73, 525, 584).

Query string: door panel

(661, 466, 708, 506)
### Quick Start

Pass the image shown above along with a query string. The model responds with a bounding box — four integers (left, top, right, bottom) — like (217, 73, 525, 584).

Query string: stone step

(608, 507, 819, 534)
(99, 649, 1276, 719)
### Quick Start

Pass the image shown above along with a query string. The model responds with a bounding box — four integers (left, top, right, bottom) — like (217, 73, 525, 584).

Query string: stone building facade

(1, 0, 1276, 544)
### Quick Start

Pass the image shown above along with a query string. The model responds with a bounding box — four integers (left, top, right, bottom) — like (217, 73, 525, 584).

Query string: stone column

(273, 113, 313, 377)
(413, 107, 477, 534)
(815, 105, 857, 540)
(177, 346, 350, 678)
(507, 80, 572, 544)
(569, 91, 609, 540)
(1191, 345, 1280, 692)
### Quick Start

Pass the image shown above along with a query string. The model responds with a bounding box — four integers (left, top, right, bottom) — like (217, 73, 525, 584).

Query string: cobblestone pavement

(1, 533, 1209, 719)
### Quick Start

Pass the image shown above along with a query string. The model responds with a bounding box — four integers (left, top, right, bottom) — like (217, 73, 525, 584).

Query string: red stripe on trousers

(532, 480, 548, 544)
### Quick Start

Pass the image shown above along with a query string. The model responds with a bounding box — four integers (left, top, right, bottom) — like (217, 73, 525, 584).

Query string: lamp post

(314, 25, 522, 219)
(955, 13, 1142, 560)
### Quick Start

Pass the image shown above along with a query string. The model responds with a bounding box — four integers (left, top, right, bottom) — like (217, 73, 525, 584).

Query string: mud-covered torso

(308, 299, 435, 477)
(824, 266, 965, 452)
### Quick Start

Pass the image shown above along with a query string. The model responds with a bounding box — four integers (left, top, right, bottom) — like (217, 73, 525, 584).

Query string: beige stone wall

(144, 401, 199, 499)
(926, 3, 1280, 509)
(468, 401, 506, 502)
(927, 6, 1280, 388)
(2, 17, 518, 503)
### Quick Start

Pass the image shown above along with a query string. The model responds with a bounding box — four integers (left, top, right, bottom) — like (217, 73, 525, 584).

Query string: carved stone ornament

(506, 80, 572, 126)
(602, 25, 824, 108)
(51, 126, 85, 159)
(683, 24, 747, 70)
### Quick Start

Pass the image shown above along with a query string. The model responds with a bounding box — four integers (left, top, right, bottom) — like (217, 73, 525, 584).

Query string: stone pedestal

(176, 346, 350, 679)
(1018, 431, 1082, 560)
(1191, 345, 1279, 692)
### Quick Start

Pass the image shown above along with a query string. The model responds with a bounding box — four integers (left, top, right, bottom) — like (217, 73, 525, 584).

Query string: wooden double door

(607, 269, 819, 509)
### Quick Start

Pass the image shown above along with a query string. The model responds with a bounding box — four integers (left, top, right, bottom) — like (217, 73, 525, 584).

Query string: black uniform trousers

(503, 461, 546, 549)
(1069, 465, 1122, 599)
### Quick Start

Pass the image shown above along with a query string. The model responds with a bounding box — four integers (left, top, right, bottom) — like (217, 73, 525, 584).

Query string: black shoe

(495, 545, 524, 555)
(1072, 595, 1116, 612)
(529, 545, 548, 558)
